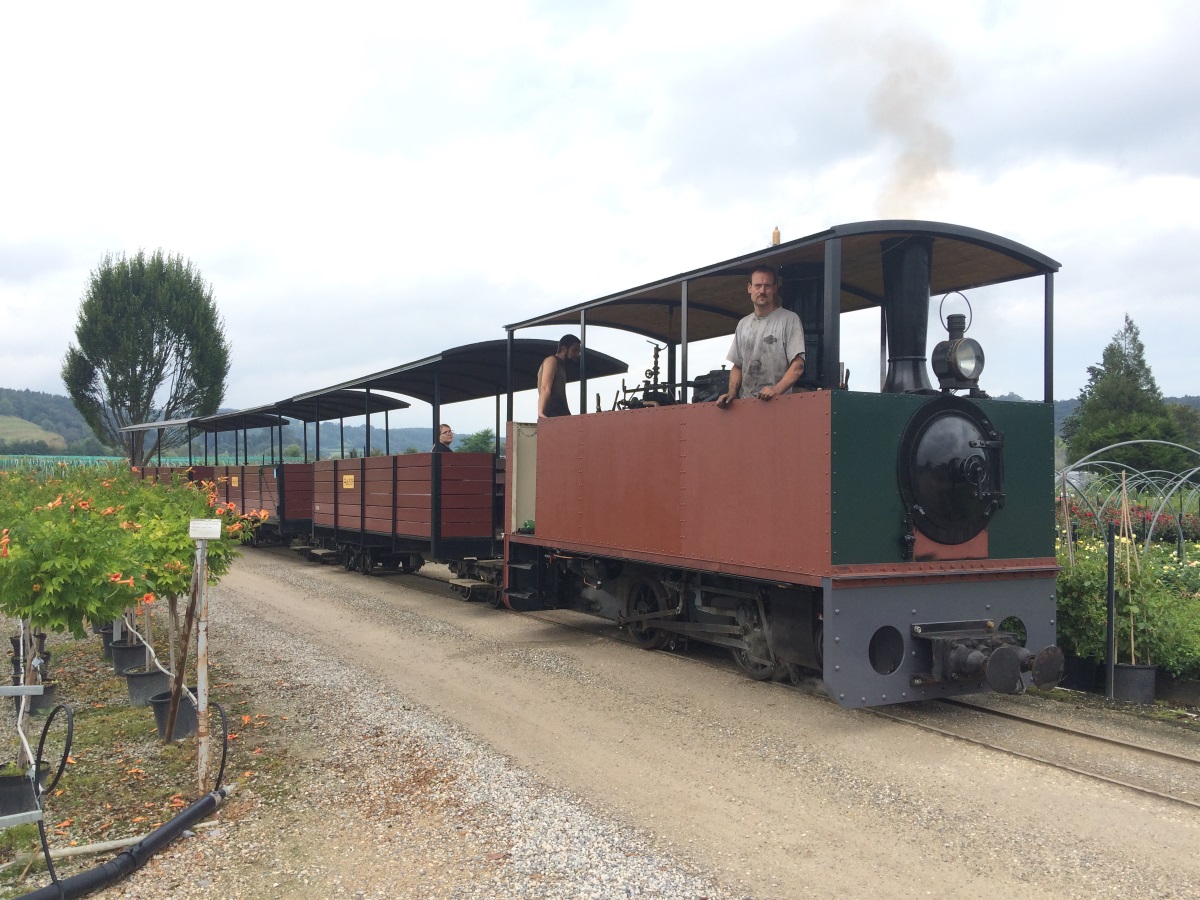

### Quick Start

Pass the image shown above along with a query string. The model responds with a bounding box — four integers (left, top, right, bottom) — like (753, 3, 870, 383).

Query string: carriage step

(504, 589, 534, 600)
(474, 559, 504, 570)
(307, 548, 338, 560)
(506, 562, 534, 571)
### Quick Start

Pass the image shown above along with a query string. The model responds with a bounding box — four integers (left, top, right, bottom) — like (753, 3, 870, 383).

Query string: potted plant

(1, 465, 266, 749)
(0, 745, 44, 817)
(1054, 535, 1109, 691)
(1112, 577, 1159, 703)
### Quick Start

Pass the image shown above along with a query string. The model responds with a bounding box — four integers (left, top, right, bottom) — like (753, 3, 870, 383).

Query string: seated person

(433, 424, 454, 452)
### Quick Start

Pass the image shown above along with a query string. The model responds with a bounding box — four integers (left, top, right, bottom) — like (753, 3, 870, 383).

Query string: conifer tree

(1062, 315, 1185, 470)
(62, 250, 231, 465)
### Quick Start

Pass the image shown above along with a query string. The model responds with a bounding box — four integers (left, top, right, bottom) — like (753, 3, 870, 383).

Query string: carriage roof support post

(1043, 272, 1054, 404)
(188, 425, 194, 466)
(431, 370, 442, 450)
(505, 331, 514, 423)
(157, 427, 163, 466)
(823, 237, 843, 389)
(495, 395, 501, 454)
(364, 389, 372, 458)
(680, 280, 689, 401)
(431, 373, 442, 562)
(579, 309, 587, 413)
(667, 342, 677, 400)
(269, 424, 275, 464)
(314, 400, 321, 461)
(204, 432, 209, 465)
(339, 418, 345, 459)
(384, 409, 391, 455)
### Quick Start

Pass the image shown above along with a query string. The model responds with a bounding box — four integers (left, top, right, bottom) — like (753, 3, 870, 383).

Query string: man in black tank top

(537, 334, 581, 417)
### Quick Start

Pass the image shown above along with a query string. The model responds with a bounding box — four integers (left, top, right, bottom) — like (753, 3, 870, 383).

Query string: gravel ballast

(50, 548, 1200, 899)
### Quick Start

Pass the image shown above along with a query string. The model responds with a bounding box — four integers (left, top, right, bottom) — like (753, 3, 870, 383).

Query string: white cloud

(1, 0, 1198, 433)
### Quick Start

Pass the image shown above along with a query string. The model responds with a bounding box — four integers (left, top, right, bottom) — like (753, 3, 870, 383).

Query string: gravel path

(81, 548, 1200, 899)
(92, 559, 737, 899)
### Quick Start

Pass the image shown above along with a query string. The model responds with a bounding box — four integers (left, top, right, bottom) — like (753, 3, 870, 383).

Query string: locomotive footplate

(910, 620, 1064, 694)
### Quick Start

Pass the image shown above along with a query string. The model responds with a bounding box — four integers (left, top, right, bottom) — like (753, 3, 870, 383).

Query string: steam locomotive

(129, 221, 1065, 708)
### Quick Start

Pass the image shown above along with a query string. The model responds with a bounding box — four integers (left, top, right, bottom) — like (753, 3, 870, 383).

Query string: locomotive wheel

(359, 548, 373, 576)
(624, 577, 670, 650)
(730, 647, 780, 681)
(343, 548, 356, 571)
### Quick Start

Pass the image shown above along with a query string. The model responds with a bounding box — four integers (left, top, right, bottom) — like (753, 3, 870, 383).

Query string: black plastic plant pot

(123, 666, 171, 708)
(0, 761, 49, 813)
(1112, 663, 1157, 704)
(28, 681, 58, 715)
(110, 640, 147, 676)
(148, 689, 198, 740)
(0, 771, 37, 816)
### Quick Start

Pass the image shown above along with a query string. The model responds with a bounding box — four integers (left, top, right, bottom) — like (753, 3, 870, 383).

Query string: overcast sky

(2, 0, 1198, 434)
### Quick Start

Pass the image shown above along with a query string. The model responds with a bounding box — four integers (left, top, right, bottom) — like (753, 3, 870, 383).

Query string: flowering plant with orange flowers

(0, 463, 266, 638)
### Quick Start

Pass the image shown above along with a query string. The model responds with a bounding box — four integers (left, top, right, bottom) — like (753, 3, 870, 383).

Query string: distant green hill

(0, 387, 113, 454)
(0, 415, 66, 450)
(3, 385, 1196, 457)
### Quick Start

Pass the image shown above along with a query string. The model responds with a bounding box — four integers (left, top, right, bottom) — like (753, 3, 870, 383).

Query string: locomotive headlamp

(932, 310, 986, 393)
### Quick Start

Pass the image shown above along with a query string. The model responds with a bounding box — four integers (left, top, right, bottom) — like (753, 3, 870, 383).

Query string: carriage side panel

(534, 392, 832, 577)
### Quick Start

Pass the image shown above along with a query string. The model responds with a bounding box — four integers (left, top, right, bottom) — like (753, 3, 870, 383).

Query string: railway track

(367, 561, 1200, 811)
(514, 604, 1200, 811)
(869, 696, 1200, 810)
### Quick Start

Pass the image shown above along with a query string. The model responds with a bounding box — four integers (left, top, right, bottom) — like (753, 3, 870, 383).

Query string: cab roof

(505, 220, 1060, 344)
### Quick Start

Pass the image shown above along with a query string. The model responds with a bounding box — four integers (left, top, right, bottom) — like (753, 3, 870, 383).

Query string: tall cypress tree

(1062, 315, 1185, 470)
(62, 250, 231, 465)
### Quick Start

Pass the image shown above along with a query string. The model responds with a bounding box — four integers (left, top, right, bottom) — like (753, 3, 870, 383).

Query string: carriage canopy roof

(118, 412, 290, 435)
(292, 338, 628, 406)
(233, 389, 411, 424)
(505, 220, 1061, 344)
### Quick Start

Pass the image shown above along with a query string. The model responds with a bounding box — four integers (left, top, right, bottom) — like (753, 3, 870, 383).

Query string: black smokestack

(881, 236, 934, 394)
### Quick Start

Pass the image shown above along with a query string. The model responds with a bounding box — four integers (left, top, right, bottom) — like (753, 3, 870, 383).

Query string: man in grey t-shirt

(716, 265, 806, 408)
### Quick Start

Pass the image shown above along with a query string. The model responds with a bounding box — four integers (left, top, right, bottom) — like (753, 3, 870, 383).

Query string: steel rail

(939, 697, 1200, 768)
(869, 706, 1200, 812)
(359, 560, 1200, 810)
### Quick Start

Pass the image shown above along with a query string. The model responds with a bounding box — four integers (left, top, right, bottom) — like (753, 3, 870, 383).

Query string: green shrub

(1057, 537, 1200, 679)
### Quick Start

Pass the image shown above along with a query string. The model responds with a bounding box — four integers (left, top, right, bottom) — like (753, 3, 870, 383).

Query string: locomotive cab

(505, 220, 1064, 708)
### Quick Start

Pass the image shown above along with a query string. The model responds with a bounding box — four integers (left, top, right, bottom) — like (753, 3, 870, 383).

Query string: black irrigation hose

(35, 704, 73, 796)
(18, 701, 232, 900)
(18, 787, 233, 900)
(31, 703, 74, 897)
(211, 701, 229, 792)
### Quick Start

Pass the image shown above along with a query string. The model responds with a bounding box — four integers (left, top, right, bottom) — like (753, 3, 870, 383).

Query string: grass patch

(0, 627, 294, 896)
